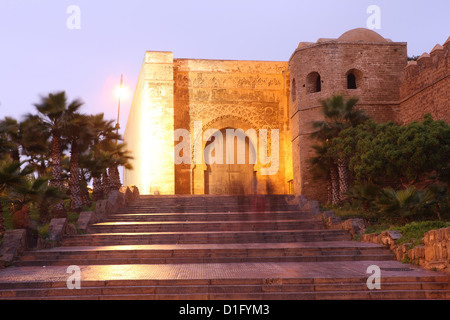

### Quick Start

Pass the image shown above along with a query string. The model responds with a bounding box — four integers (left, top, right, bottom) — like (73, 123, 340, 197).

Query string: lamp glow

(115, 86, 129, 100)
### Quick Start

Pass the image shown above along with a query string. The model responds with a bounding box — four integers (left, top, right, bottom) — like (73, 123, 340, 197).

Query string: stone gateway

(124, 28, 449, 202)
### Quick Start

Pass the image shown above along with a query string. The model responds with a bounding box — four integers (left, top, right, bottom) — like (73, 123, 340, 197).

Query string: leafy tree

(345, 115, 450, 188)
(425, 184, 450, 221)
(337, 114, 450, 220)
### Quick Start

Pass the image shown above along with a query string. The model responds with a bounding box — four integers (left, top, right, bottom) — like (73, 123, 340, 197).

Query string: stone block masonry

(361, 226, 450, 273)
(289, 28, 407, 202)
(126, 54, 293, 195)
(420, 227, 450, 272)
(398, 37, 450, 124)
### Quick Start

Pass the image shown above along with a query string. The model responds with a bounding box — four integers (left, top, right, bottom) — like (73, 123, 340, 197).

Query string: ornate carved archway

(204, 127, 256, 195)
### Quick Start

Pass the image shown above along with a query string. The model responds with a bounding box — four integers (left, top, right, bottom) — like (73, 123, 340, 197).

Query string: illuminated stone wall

(124, 51, 175, 195)
(125, 54, 292, 195)
(174, 59, 292, 195)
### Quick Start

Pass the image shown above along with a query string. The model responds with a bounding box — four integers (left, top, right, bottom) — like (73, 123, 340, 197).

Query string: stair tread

(94, 219, 318, 225)
(69, 229, 348, 236)
(25, 241, 386, 253)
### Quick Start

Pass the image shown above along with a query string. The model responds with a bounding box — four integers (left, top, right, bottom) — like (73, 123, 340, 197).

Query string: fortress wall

(398, 38, 450, 124)
(125, 31, 448, 201)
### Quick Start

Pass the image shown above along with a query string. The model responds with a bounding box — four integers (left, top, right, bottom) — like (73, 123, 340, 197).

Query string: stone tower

(289, 28, 407, 202)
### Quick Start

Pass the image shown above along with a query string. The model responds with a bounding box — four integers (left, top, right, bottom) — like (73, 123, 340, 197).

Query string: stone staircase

(0, 194, 449, 300)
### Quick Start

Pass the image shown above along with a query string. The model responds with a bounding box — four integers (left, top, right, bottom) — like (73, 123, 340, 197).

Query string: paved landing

(0, 261, 446, 283)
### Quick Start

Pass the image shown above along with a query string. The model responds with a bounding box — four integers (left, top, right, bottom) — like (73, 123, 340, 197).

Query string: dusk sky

(0, 0, 449, 137)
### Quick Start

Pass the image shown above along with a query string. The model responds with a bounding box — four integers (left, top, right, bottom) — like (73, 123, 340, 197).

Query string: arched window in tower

(306, 72, 322, 93)
(347, 73, 357, 89)
(315, 74, 321, 92)
(291, 78, 297, 101)
(346, 69, 362, 90)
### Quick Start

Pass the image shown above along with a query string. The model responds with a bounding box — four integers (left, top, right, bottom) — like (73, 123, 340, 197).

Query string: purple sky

(0, 0, 449, 136)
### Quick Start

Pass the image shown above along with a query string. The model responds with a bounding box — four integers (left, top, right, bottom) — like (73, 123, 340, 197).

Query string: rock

(107, 190, 125, 211)
(408, 245, 425, 261)
(360, 233, 381, 244)
(77, 211, 96, 232)
(385, 230, 403, 240)
(95, 199, 108, 222)
(0, 229, 27, 264)
(119, 186, 133, 204)
(379, 231, 402, 248)
(318, 211, 365, 237)
(424, 260, 449, 272)
(48, 218, 68, 243)
(341, 218, 366, 236)
(129, 186, 140, 200)
(425, 245, 436, 261)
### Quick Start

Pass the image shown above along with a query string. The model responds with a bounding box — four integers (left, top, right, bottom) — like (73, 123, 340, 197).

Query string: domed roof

(338, 28, 387, 42)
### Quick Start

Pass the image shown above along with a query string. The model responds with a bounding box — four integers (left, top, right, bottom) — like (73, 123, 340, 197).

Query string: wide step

(87, 219, 324, 233)
(61, 229, 352, 246)
(1, 276, 449, 300)
(16, 242, 395, 266)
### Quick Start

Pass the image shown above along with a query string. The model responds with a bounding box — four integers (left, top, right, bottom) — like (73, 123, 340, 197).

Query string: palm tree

(376, 186, 434, 223)
(97, 139, 132, 195)
(106, 142, 133, 192)
(81, 148, 108, 201)
(0, 117, 21, 162)
(65, 113, 91, 212)
(0, 161, 32, 231)
(0, 160, 65, 224)
(19, 115, 51, 177)
(33, 91, 83, 218)
(311, 94, 369, 204)
(309, 143, 340, 204)
(86, 114, 116, 200)
(0, 161, 29, 228)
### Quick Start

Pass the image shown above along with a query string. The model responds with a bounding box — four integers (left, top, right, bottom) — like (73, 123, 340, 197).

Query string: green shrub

(392, 221, 449, 246)
(38, 223, 50, 239)
(67, 211, 79, 224)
